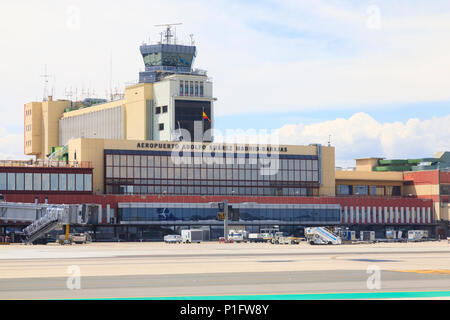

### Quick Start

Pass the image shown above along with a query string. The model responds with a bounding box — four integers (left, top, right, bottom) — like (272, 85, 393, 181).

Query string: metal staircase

(305, 227, 342, 245)
(23, 207, 69, 244)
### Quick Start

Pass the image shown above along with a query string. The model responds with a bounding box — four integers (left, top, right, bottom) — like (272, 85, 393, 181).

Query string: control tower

(139, 24, 198, 83)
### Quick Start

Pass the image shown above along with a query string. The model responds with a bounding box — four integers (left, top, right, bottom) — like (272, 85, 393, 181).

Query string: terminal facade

(2, 29, 448, 240)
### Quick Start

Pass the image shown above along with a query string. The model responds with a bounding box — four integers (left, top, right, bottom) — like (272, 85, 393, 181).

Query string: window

(190, 81, 194, 95)
(162, 105, 168, 113)
(195, 82, 199, 96)
(179, 80, 184, 95)
(59, 174, 67, 191)
(16, 173, 24, 190)
(0, 173, 6, 190)
(84, 174, 92, 191)
(200, 82, 204, 96)
(33, 173, 41, 191)
(50, 174, 58, 191)
(76, 174, 84, 191)
(155, 107, 161, 114)
(159, 123, 164, 131)
(42, 174, 50, 191)
(67, 174, 75, 191)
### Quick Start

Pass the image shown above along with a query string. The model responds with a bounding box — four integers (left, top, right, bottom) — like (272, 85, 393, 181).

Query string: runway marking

(394, 269, 450, 275)
(89, 290, 450, 300)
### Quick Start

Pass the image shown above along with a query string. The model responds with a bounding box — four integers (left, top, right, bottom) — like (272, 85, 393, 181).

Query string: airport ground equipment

(228, 230, 248, 243)
(360, 231, 376, 242)
(164, 234, 182, 243)
(57, 233, 92, 245)
(408, 230, 428, 242)
(0, 201, 96, 244)
(181, 229, 203, 243)
(260, 227, 280, 242)
(305, 227, 342, 245)
(247, 233, 266, 243)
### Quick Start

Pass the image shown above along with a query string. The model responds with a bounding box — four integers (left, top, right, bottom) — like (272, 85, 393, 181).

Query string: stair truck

(305, 227, 342, 245)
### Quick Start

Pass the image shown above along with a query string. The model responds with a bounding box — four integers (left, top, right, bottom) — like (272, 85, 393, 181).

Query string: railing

(0, 160, 92, 168)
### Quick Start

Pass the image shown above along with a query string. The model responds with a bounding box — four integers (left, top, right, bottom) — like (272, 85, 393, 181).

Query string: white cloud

(0, 129, 29, 160)
(272, 113, 450, 166)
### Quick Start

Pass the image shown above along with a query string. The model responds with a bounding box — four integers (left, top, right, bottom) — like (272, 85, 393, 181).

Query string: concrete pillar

(355, 207, 360, 224)
(373, 206, 377, 223)
(367, 207, 371, 224)
(98, 205, 103, 224)
(361, 207, 366, 224)
(389, 207, 394, 224)
(427, 207, 431, 224)
(422, 207, 426, 225)
(411, 207, 415, 224)
(378, 207, 383, 224)
(406, 207, 410, 224)
(350, 207, 354, 224)
(107, 204, 111, 224)
(395, 207, 399, 224)
(400, 207, 405, 224)
(384, 207, 389, 224)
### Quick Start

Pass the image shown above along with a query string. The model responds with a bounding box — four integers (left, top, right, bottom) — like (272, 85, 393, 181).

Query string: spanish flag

(203, 111, 211, 123)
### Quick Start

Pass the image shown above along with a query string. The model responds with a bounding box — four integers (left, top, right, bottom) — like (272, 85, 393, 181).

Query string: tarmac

(0, 241, 449, 299)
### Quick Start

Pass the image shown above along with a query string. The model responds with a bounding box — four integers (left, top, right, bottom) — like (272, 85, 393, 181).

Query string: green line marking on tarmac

(96, 291, 450, 300)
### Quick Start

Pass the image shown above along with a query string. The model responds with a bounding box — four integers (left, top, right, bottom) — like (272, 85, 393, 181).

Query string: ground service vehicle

(247, 233, 265, 243)
(181, 229, 203, 243)
(408, 230, 428, 242)
(57, 233, 91, 245)
(305, 227, 342, 245)
(228, 230, 248, 243)
(164, 234, 182, 243)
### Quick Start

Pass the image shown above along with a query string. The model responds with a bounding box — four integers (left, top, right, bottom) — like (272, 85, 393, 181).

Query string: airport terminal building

(1, 29, 446, 240)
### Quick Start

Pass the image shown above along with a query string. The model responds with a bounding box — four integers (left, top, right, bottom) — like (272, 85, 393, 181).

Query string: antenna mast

(154, 23, 183, 45)
(40, 65, 51, 101)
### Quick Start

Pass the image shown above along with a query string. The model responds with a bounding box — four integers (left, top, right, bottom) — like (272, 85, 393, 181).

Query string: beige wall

(24, 99, 69, 159)
(125, 83, 153, 140)
(355, 158, 381, 172)
(320, 146, 335, 196)
(24, 102, 43, 157)
(68, 138, 105, 194)
(42, 100, 69, 158)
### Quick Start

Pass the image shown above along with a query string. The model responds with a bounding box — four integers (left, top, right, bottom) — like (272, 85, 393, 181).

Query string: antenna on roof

(328, 134, 332, 147)
(40, 65, 51, 101)
(154, 23, 183, 45)
(189, 34, 195, 45)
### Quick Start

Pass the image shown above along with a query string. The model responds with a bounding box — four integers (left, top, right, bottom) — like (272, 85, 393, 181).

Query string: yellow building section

(26, 83, 156, 160)
(24, 97, 70, 159)
(67, 138, 335, 196)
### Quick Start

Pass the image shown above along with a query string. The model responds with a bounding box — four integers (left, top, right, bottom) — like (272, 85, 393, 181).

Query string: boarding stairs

(305, 227, 342, 245)
(23, 207, 69, 244)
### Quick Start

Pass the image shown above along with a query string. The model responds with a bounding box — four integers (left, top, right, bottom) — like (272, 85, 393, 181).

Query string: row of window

(25, 125, 32, 132)
(0, 172, 92, 192)
(105, 166, 319, 182)
(25, 109, 32, 116)
(118, 207, 340, 223)
(106, 185, 318, 197)
(105, 154, 319, 171)
(337, 185, 401, 196)
(179, 80, 204, 97)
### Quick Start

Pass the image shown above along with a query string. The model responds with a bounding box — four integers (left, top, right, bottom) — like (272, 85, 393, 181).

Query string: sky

(0, 0, 449, 166)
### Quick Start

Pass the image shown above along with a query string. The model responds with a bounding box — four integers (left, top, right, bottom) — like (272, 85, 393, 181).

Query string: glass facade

(0, 171, 93, 192)
(118, 203, 341, 224)
(105, 150, 320, 196)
